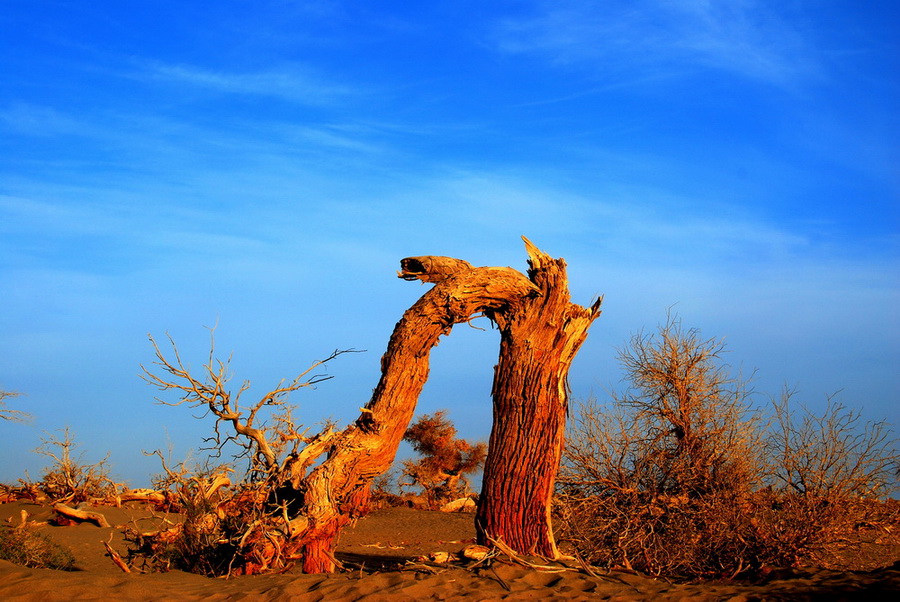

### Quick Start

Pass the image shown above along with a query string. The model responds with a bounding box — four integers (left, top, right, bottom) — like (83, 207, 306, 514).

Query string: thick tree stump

(476, 238, 602, 557)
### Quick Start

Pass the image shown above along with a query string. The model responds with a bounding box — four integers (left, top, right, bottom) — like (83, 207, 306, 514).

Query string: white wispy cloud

(0, 103, 88, 137)
(492, 0, 819, 87)
(140, 61, 359, 105)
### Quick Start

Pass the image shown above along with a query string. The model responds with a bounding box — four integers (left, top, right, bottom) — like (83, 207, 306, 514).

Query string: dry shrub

(754, 391, 898, 567)
(138, 471, 288, 574)
(0, 482, 44, 503)
(0, 522, 75, 570)
(126, 462, 258, 575)
(127, 452, 308, 576)
(556, 315, 898, 579)
(30, 427, 118, 504)
(368, 469, 406, 509)
(401, 411, 486, 508)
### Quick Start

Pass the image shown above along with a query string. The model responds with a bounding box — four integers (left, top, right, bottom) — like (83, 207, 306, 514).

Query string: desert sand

(1, 501, 898, 601)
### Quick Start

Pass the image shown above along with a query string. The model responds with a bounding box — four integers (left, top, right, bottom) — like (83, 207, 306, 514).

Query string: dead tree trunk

(292, 259, 539, 572)
(143, 241, 597, 574)
(476, 238, 602, 557)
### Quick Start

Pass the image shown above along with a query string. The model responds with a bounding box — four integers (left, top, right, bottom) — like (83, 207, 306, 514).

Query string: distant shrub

(401, 411, 486, 508)
(0, 524, 75, 571)
(556, 315, 898, 579)
(368, 469, 407, 509)
(31, 427, 118, 504)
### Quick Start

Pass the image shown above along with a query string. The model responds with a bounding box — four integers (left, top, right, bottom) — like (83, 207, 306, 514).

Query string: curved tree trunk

(476, 238, 602, 557)
(291, 239, 599, 572)
(293, 261, 539, 572)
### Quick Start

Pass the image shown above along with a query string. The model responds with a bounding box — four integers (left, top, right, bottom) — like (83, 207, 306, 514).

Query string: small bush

(400, 411, 486, 508)
(369, 469, 407, 509)
(0, 524, 75, 570)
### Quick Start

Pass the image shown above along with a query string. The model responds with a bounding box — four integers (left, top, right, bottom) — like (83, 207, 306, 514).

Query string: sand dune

(2, 501, 898, 601)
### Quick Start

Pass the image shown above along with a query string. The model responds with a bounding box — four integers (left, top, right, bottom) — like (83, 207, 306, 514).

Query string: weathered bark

(292, 262, 539, 572)
(476, 237, 602, 557)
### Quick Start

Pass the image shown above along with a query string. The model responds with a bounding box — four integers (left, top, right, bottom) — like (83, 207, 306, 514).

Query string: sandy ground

(1, 501, 898, 601)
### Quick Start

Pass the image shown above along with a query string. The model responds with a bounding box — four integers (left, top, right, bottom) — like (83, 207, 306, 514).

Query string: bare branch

(0, 390, 31, 422)
(142, 329, 357, 478)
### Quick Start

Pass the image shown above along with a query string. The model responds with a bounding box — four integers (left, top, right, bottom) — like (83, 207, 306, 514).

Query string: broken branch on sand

(103, 536, 131, 573)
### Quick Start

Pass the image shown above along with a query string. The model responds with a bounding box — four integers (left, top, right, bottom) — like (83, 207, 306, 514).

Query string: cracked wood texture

(294, 261, 538, 573)
(476, 238, 602, 558)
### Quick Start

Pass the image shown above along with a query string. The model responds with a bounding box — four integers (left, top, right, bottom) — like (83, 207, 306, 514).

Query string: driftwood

(440, 497, 476, 513)
(53, 502, 110, 528)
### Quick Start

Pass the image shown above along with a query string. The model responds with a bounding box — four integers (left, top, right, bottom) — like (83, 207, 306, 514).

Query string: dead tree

(142, 333, 348, 488)
(144, 239, 598, 573)
(290, 259, 540, 572)
(295, 239, 599, 568)
(476, 238, 602, 558)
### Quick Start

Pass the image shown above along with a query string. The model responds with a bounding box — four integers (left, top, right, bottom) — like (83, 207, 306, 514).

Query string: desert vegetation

(556, 314, 898, 579)
(0, 427, 118, 570)
(1, 243, 897, 591)
(32, 428, 119, 505)
(0, 519, 75, 571)
(399, 411, 486, 508)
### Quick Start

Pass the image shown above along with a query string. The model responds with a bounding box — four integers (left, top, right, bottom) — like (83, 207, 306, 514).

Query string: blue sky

(1, 1, 897, 487)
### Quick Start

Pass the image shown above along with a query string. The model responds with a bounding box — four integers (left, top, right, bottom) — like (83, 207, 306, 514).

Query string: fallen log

(118, 489, 166, 504)
(53, 503, 111, 527)
(440, 497, 476, 513)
